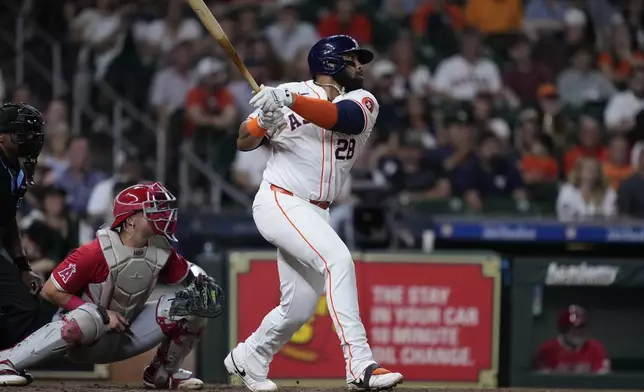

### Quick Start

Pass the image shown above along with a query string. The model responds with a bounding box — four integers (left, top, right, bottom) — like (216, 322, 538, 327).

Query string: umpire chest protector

(85, 229, 172, 320)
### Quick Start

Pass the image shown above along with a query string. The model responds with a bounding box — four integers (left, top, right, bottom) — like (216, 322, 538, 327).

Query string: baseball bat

(186, 0, 261, 93)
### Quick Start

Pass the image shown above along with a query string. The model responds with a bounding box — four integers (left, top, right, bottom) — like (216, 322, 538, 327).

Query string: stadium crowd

(3, 0, 644, 275)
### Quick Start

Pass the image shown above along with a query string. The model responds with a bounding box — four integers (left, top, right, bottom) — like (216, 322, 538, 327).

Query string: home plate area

(19, 382, 624, 392)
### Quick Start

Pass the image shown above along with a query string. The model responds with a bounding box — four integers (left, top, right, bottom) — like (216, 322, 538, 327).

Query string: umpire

(0, 102, 46, 349)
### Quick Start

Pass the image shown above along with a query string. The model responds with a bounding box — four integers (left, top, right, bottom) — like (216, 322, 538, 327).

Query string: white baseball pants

(241, 181, 374, 382)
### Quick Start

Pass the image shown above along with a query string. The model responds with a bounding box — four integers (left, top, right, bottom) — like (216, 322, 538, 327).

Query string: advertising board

(228, 252, 501, 387)
(510, 257, 644, 389)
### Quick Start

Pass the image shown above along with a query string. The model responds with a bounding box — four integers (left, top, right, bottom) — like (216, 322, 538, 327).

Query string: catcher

(0, 181, 224, 389)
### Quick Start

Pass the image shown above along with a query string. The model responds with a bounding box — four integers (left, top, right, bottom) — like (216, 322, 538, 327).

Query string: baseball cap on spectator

(537, 83, 558, 99)
(564, 8, 587, 26)
(196, 57, 226, 79)
(371, 59, 397, 79)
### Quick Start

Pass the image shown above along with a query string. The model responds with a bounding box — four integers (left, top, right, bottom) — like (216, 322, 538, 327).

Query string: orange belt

(270, 184, 331, 210)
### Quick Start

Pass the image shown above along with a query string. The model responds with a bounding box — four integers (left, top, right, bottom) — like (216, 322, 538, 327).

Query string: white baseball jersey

(248, 80, 379, 202)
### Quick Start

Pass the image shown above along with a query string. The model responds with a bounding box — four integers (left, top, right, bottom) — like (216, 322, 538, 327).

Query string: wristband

(63, 296, 87, 311)
(247, 117, 267, 138)
(96, 305, 110, 324)
(13, 256, 30, 271)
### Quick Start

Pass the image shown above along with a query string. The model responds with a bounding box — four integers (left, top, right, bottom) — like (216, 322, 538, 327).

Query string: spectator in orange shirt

(183, 57, 238, 139)
(522, 136, 560, 184)
(603, 135, 633, 189)
(465, 0, 522, 35)
(598, 22, 644, 88)
(563, 116, 608, 175)
(318, 0, 372, 44)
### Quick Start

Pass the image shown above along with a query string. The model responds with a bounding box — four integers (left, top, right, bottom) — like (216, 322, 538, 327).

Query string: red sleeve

(50, 239, 109, 294)
(589, 340, 611, 373)
(159, 249, 190, 285)
(186, 88, 205, 108)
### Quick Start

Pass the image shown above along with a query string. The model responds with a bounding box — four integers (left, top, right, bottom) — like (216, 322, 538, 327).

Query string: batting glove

(249, 84, 294, 112)
(257, 109, 287, 138)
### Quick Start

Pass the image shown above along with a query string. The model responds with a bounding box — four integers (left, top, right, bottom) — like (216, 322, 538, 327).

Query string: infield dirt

(17, 382, 628, 392)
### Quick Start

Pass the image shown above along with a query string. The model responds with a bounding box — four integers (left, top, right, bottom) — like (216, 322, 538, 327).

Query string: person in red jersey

(534, 304, 611, 374)
(0, 182, 223, 388)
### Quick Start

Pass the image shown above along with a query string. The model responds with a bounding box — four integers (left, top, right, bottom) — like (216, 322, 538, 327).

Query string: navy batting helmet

(308, 35, 374, 76)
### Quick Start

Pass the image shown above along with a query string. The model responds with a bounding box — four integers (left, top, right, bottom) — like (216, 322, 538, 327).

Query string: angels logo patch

(57, 263, 77, 284)
(362, 97, 375, 113)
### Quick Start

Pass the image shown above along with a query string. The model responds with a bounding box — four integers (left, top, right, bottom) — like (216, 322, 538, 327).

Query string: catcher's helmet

(558, 304, 587, 332)
(111, 181, 178, 242)
(0, 102, 44, 158)
(308, 35, 374, 76)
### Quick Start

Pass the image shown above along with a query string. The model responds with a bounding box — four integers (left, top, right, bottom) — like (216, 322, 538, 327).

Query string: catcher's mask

(111, 181, 179, 242)
(0, 102, 45, 185)
(0, 102, 45, 159)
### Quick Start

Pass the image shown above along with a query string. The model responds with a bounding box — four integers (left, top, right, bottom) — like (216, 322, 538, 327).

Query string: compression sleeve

(290, 95, 366, 135)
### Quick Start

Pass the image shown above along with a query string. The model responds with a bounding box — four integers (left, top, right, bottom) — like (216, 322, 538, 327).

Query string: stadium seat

(407, 198, 465, 214)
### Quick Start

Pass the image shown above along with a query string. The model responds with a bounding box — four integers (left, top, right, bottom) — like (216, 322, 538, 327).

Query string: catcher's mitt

(169, 274, 224, 319)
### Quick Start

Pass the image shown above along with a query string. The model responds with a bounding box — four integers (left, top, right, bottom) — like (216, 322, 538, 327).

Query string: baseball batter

(225, 35, 404, 392)
(0, 182, 224, 388)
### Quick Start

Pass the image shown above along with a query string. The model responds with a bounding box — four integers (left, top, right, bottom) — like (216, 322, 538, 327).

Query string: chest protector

(82, 229, 172, 320)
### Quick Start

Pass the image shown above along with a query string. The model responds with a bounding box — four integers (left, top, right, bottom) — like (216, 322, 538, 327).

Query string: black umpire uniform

(0, 103, 46, 350)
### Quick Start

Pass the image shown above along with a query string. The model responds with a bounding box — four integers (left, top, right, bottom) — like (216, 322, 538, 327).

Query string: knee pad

(64, 303, 110, 344)
(0, 303, 109, 371)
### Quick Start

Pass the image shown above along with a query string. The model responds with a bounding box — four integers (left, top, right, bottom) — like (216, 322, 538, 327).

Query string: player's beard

(333, 68, 363, 92)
